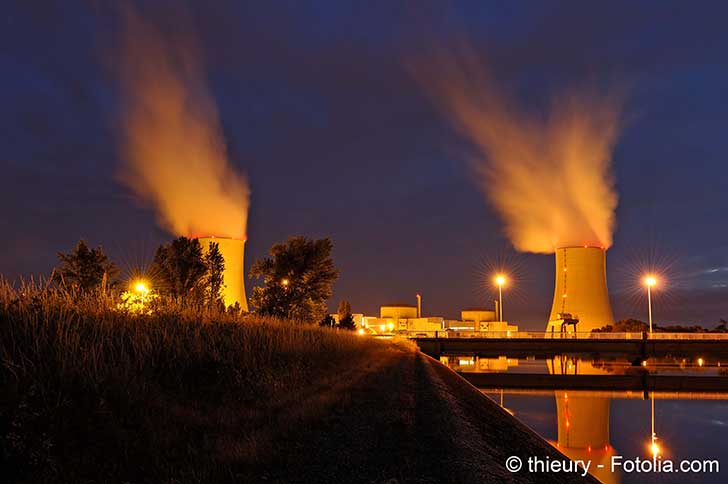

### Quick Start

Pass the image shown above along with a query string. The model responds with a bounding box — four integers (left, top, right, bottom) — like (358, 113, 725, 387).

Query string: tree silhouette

(53, 239, 118, 291)
(152, 237, 207, 306)
(249, 236, 339, 322)
(204, 242, 225, 310)
(337, 300, 356, 330)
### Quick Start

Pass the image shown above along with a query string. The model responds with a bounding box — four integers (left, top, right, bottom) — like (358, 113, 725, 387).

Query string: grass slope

(0, 281, 397, 483)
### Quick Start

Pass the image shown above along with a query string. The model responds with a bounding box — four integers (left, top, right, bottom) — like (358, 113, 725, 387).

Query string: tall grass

(0, 279, 394, 483)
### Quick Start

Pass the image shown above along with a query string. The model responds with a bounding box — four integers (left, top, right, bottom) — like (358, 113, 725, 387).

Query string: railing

(406, 330, 728, 340)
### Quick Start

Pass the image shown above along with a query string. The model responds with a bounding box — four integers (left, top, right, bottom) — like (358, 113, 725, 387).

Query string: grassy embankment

(0, 280, 406, 483)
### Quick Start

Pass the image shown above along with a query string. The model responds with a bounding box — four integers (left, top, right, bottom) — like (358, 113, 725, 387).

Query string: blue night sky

(2, 1, 727, 329)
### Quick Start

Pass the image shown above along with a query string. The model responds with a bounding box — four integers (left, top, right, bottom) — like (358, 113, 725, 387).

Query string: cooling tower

(199, 237, 248, 311)
(546, 246, 614, 333)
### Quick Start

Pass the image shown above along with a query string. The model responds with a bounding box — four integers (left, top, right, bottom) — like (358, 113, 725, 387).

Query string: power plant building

(199, 236, 248, 311)
(355, 302, 518, 335)
(546, 246, 614, 334)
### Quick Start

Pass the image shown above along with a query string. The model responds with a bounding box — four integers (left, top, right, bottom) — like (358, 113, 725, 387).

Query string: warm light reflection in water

(442, 355, 728, 484)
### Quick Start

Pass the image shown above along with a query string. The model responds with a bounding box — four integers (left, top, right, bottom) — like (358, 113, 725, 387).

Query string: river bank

(248, 343, 596, 483)
(1, 282, 594, 483)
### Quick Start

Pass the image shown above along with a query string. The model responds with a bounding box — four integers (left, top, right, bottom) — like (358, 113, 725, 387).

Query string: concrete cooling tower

(546, 246, 614, 333)
(199, 237, 248, 311)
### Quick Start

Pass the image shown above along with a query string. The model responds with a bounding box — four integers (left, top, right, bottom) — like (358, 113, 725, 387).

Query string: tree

(593, 319, 649, 333)
(204, 242, 226, 310)
(152, 237, 207, 306)
(337, 300, 356, 330)
(249, 236, 339, 322)
(319, 314, 336, 328)
(53, 239, 118, 291)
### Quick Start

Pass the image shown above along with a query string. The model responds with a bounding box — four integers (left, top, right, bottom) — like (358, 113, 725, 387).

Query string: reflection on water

(442, 355, 728, 483)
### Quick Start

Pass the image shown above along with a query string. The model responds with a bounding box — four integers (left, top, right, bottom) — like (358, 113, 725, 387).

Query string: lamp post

(495, 275, 506, 322)
(644, 275, 657, 334)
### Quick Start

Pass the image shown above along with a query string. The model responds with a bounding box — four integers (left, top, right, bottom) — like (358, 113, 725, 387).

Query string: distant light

(650, 441, 660, 457)
(281, 278, 290, 287)
(134, 281, 149, 294)
(495, 274, 506, 286)
(387, 322, 394, 331)
(698, 357, 704, 367)
(357, 328, 365, 335)
(644, 275, 657, 287)
(642, 360, 648, 367)
(379, 324, 385, 331)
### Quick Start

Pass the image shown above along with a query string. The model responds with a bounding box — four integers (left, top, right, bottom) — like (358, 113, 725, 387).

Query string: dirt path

(247, 345, 597, 483)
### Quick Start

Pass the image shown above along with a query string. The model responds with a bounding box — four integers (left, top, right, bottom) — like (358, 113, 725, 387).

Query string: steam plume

(411, 45, 624, 253)
(117, 7, 249, 240)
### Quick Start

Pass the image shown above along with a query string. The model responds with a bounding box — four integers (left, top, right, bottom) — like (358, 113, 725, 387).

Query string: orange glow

(495, 274, 506, 286)
(281, 278, 290, 287)
(650, 441, 661, 457)
(134, 281, 149, 293)
(409, 46, 623, 253)
(117, 6, 249, 240)
(644, 275, 658, 287)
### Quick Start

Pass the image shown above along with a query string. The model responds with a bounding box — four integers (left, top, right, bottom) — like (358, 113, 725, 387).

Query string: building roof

(380, 303, 417, 308)
(461, 307, 494, 312)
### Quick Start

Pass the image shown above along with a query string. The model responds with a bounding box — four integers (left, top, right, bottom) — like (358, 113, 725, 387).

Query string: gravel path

(249, 345, 597, 483)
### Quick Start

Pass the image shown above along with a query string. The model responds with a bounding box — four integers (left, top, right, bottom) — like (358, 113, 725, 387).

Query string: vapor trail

(116, 6, 249, 240)
(411, 44, 624, 253)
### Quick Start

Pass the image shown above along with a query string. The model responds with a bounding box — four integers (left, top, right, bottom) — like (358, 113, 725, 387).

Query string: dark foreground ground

(248, 345, 596, 484)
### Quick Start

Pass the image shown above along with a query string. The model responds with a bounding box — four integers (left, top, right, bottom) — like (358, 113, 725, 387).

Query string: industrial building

(545, 246, 614, 334)
(351, 300, 518, 336)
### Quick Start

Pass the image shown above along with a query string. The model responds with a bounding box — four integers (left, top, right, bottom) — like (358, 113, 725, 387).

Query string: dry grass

(0, 279, 402, 483)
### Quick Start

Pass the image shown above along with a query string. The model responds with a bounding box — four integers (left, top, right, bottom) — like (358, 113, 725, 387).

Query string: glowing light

(134, 281, 150, 294)
(281, 278, 289, 287)
(387, 322, 395, 331)
(644, 275, 657, 287)
(642, 360, 648, 367)
(357, 328, 365, 335)
(495, 274, 506, 286)
(379, 324, 385, 331)
(698, 357, 704, 367)
(650, 441, 661, 457)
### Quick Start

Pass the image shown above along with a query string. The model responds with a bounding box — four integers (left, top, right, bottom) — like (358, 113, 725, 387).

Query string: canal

(442, 355, 728, 483)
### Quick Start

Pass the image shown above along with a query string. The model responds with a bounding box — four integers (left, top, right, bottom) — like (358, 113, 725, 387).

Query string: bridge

(412, 331, 728, 360)
(458, 372, 728, 393)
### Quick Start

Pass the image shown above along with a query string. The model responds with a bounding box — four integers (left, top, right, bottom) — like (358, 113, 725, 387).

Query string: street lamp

(494, 274, 506, 322)
(134, 281, 150, 310)
(644, 275, 657, 334)
(281, 278, 290, 287)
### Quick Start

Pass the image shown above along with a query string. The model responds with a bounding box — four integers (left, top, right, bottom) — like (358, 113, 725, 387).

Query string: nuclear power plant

(199, 236, 248, 311)
(545, 247, 618, 483)
(546, 246, 615, 333)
